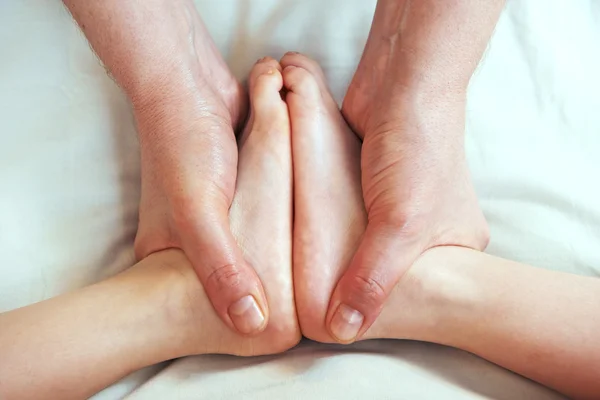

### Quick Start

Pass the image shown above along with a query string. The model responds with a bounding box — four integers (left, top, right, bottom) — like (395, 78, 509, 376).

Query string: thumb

(180, 205, 270, 337)
(326, 223, 422, 343)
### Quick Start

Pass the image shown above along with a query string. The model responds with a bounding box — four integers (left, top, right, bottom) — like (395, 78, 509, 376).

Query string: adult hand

(329, 89, 489, 343)
(325, 0, 502, 343)
(133, 85, 269, 336)
(63, 0, 269, 335)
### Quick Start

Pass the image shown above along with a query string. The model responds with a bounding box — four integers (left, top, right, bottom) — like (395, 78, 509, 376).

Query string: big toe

(235, 56, 291, 196)
(283, 53, 365, 343)
(280, 52, 330, 95)
(249, 58, 284, 117)
(281, 53, 340, 115)
(237, 58, 287, 145)
(231, 57, 296, 353)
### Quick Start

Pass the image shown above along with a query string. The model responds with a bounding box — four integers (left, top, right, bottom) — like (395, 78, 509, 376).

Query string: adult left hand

(326, 85, 489, 343)
(323, 0, 503, 344)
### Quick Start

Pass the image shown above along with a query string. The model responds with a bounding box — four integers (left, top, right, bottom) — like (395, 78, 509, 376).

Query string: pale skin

(11, 1, 596, 398)
(332, 0, 505, 342)
(285, 53, 600, 400)
(60, 0, 504, 342)
(62, 0, 270, 336)
(0, 59, 300, 400)
(1, 58, 599, 400)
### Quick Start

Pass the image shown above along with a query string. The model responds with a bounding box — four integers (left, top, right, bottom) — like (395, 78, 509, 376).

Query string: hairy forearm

(62, 0, 204, 108)
(0, 256, 190, 400)
(433, 249, 600, 400)
(370, 0, 505, 94)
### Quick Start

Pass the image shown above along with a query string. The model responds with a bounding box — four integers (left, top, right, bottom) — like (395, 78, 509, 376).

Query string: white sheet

(1, 0, 599, 399)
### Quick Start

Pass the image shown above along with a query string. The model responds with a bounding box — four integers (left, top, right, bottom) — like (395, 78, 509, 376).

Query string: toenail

(267, 69, 275, 75)
(330, 304, 363, 343)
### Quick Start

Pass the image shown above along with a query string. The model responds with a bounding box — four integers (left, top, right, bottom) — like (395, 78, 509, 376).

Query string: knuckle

(205, 264, 243, 291)
(368, 203, 424, 240)
(348, 274, 387, 308)
(169, 191, 230, 234)
(384, 209, 411, 231)
(379, 210, 423, 238)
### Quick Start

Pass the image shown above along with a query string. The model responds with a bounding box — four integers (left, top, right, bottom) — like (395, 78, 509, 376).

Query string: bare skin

(62, 0, 269, 336)
(286, 53, 600, 400)
(0, 59, 300, 400)
(62, 0, 505, 341)
(2, 54, 599, 400)
(330, 0, 505, 342)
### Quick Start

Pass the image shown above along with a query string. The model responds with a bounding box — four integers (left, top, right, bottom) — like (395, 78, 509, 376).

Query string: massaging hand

(314, 0, 502, 343)
(134, 93, 272, 337)
(63, 0, 271, 336)
(329, 88, 489, 341)
(132, 10, 270, 336)
(320, 69, 489, 343)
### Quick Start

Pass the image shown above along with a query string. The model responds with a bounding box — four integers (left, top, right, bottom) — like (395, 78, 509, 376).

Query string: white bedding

(1, 0, 599, 399)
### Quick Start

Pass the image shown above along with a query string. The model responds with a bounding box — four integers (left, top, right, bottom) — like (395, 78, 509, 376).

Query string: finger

(180, 205, 269, 336)
(326, 223, 422, 343)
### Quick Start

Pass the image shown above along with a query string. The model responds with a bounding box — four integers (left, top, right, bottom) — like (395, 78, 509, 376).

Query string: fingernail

(229, 295, 265, 334)
(330, 304, 364, 343)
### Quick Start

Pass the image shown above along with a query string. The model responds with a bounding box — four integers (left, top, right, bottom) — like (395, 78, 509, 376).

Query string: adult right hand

(63, 0, 269, 336)
(123, 1, 269, 336)
(133, 81, 270, 336)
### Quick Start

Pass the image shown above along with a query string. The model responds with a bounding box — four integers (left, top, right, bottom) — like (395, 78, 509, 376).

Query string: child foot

(166, 57, 300, 356)
(282, 52, 444, 343)
(280, 52, 365, 343)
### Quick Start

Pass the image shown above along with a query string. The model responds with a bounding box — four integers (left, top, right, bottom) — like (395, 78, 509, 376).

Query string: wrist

(369, 0, 478, 100)
(394, 71, 469, 110)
